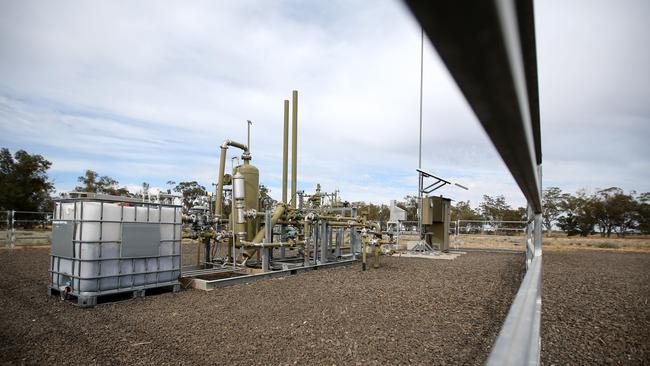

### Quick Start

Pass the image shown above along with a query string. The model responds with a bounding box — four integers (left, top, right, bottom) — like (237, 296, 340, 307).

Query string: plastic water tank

(50, 195, 182, 300)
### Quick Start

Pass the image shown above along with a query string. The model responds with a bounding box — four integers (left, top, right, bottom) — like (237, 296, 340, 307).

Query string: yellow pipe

(215, 140, 248, 218)
(282, 100, 289, 204)
(243, 203, 286, 258)
(373, 243, 381, 269)
(361, 230, 369, 271)
(291, 90, 298, 208)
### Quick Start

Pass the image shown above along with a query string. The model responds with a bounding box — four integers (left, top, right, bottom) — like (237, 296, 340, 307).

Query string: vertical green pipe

(282, 100, 289, 204)
(215, 146, 227, 217)
(291, 90, 298, 208)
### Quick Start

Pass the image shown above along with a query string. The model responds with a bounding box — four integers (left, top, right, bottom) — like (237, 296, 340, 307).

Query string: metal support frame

(184, 205, 361, 287)
(261, 210, 272, 272)
(304, 231, 311, 266)
(187, 259, 357, 291)
(202, 237, 211, 266)
(319, 222, 328, 264)
(334, 228, 343, 258)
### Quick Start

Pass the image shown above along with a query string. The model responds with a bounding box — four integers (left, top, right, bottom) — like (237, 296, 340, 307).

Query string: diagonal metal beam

(404, 0, 542, 213)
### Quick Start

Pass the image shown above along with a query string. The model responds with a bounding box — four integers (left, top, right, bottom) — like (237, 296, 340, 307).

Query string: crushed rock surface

(0, 248, 522, 365)
(542, 251, 650, 365)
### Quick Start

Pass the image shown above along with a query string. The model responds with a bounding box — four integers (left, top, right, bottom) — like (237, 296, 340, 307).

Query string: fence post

(4, 210, 9, 248)
(9, 210, 16, 248)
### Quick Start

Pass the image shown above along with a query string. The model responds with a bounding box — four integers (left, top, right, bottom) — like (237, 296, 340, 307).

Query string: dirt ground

(2, 247, 647, 365)
(0, 248, 522, 365)
(452, 234, 650, 253)
(542, 251, 650, 365)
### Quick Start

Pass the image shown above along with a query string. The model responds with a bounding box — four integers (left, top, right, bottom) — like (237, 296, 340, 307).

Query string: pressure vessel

(231, 160, 260, 242)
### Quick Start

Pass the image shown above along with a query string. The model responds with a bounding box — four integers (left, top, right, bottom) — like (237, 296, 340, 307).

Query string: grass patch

(595, 242, 621, 249)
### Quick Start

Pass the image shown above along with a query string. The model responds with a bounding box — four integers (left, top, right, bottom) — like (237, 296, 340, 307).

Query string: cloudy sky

(1, 0, 648, 208)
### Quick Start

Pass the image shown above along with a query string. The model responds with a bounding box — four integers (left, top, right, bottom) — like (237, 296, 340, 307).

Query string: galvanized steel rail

(404, 0, 543, 364)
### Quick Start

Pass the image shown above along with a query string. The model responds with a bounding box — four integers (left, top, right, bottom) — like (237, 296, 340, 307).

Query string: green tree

(502, 206, 527, 222)
(451, 200, 482, 233)
(637, 192, 650, 234)
(0, 148, 54, 211)
(401, 195, 419, 222)
(591, 187, 639, 237)
(451, 200, 479, 221)
(542, 187, 564, 234)
(173, 181, 207, 212)
(259, 184, 276, 212)
(353, 202, 389, 225)
(557, 191, 597, 237)
(479, 194, 511, 230)
(75, 170, 129, 196)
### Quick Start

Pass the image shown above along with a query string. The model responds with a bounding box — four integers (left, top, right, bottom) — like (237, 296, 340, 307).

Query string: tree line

(354, 188, 650, 237)
(1, 148, 648, 236)
(542, 187, 649, 237)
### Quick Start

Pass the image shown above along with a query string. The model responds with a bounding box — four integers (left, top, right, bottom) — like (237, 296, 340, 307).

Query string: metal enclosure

(421, 196, 451, 252)
(49, 193, 182, 306)
(388, 200, 407, 223)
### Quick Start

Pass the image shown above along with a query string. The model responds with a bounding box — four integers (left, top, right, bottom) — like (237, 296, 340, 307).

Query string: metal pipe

(243, 203, 286, 258)
(215, 140, 249, 218)
(247, 120, 252, 154)
(320, 222, 328, 264)
(261, 210, 271, 272)
(361, 229, 368, 271)
(241, 240, 305, 248)
(291, 90, 298, 208)
(373, 241, 381, 269)
(282, 100, 289, 204)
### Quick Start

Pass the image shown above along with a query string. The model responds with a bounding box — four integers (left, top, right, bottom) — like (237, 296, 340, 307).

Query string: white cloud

(0, 0, 648, 211)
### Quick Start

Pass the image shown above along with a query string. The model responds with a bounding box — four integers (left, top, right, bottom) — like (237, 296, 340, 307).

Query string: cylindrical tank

(233, 172, 245, 200)
(233, 172, 246, 225)
(231, 159, 260, 243)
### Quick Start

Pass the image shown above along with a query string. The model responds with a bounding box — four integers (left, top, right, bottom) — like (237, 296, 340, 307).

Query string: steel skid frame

(182, 206, 361, 290)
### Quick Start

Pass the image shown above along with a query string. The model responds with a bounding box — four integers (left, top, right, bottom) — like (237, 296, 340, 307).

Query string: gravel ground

(542, 251, 650, 365)
(0, 248, 521, 365)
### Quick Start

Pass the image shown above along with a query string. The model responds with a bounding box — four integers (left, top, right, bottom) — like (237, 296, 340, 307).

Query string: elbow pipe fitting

(221, 139, 249, 153)
(215, 139, 250, 218)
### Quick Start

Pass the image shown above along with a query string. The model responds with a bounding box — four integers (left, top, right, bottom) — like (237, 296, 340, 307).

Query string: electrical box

(422, 196, 451, 252)
(421, 197, 433, 225)
(422, 196, 449, 224)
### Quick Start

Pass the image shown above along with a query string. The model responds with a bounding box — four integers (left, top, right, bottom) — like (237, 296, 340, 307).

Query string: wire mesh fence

(450, 219, 528, 251)
(386, 219, 528, 252)
(2, 210, 52, 248)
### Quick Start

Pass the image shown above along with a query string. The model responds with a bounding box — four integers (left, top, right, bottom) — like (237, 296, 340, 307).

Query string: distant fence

(451, 219, 528, 235)
(387, 219, 528, 250)
(451, 219, 527, 251)
(2, 210, 52, 248)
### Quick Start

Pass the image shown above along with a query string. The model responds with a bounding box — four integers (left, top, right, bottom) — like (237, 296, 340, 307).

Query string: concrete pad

(396, 251, 465, 260)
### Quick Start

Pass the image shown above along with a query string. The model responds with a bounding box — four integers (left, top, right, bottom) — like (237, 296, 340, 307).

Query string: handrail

(486, 254, 542, 365)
